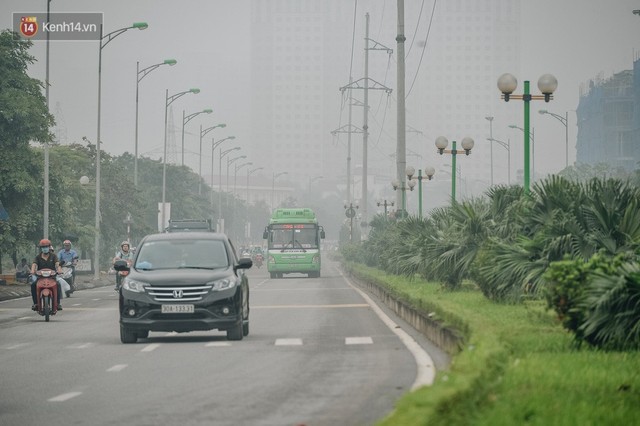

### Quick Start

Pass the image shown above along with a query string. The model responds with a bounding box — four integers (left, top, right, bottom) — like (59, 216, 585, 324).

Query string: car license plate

(161, 304, 194, 314)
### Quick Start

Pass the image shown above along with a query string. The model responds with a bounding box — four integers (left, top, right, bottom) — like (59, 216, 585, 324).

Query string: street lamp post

(208, 134, 233, 208)
(95, 21, 148, 280)
(182, 108, 213, 166)
(344, 202, 359, 242)
(227, 155, 246, 193)
(497, 73, 557, 194)
(509, 125, 535, 183)
(435, 136, 474, 203)
(406, 165, 435, 219)
(539, 109, 569, 169)
(485, 116, 494, 186)
(134, 58, 177, 187)
(376, 200, 394, 217)
(391, 179, 412, 218)
(246, 166, 264, 240)
(161, 88, 200, 232)
(271, 172, 288, 211)
(487, 137, 511, 185)
(218, 146, 241, 232)
(198, 123, 224, 195)
(308, 176, 323, 192)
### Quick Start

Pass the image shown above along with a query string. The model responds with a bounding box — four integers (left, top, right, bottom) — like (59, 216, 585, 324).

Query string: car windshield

(135, 239, 229, 270)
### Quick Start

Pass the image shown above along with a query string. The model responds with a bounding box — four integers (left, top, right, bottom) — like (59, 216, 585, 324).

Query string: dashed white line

(205, 342, 232, 347)
(48, 392, 82, 402)
(107, 364, 128, 372)
(345, 337, 373, 345)
(141, 343, 160, 352)
(275, 338, 303, 346)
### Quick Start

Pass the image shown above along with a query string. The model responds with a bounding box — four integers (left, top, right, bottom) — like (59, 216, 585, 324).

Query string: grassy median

(342, 262, 640, 425)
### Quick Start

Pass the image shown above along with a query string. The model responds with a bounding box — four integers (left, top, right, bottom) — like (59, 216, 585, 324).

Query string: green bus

(262, 208, 325, 278)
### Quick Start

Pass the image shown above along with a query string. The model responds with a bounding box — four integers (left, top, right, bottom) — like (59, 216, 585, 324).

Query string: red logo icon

(20, 16, 38, 38)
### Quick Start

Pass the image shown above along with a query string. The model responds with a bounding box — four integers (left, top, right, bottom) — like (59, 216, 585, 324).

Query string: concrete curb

(0, 275, 114, 302)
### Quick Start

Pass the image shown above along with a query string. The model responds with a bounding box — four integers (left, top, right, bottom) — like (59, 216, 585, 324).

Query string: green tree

(0, 30, 54, 270)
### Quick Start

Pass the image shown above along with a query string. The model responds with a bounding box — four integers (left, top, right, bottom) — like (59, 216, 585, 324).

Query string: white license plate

(161, 304, 194, 314)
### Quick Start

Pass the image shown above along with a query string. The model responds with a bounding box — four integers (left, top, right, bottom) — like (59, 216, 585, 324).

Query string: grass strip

(341, 261, 640, 425)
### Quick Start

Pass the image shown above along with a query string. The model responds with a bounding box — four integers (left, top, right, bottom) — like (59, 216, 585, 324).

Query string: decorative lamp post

(391, 179, 412, 218)
(134, 58, 177, 187)
(344, 202, 359, 242)
(377, 200, 394, 217)
(271, 172, 288, 210)
(182, 108, 213, 166)
(94, 21, 148, 279)
(539, 109, 569, 169)
(497, 73, 557, 194)
(435, 136, 474, 203)
(161, 88, 200, 232)
(406, 165, 435, 219)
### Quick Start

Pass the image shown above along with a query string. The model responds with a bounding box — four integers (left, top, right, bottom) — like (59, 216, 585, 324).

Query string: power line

(406, 0, 438, 99)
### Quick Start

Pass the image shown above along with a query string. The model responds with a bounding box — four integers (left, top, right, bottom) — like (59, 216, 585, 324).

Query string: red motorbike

(35, 269, 59, 322)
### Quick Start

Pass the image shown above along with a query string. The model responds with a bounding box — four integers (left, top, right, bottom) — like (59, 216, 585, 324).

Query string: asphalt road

(0, 259, 445, 425)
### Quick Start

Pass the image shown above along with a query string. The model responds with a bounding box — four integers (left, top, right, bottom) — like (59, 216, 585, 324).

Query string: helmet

(121, 241, 130, 248)
(39, 238, 51, 247)
(63, 239, 71, 245)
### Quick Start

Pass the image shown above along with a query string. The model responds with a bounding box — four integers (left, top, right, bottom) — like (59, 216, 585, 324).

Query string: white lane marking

(205, 342, 232, 347)
(72, 303, 82, 306)
(7, 343, 30, 349)
(141, 343, 160, 352)
(69, 343, 94, 349)
(92, 298, 101, 301)
(338, 267, 436, 390)
(346, 337, 373, 345)
(107, 364, 128, 372)
(48, 392, 82, 402)
(18, 317, 31, 320)
(275, 338, 303, 346)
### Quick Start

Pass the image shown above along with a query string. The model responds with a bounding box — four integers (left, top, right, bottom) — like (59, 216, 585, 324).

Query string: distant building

(576, 58, 640, 170)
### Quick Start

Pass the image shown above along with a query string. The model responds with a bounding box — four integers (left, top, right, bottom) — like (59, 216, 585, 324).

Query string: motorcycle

(34, 269, 59, 322)
(115, 259, 132, 292)
(254, 253, 264, 269)
(60, 261, 76, 297)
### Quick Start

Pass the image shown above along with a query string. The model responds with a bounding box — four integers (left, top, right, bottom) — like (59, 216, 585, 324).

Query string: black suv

(114, 232, 252, 343)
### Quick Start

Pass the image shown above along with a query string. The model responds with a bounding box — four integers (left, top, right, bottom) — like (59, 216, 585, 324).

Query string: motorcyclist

(57, 239, 78, 291)
(113, 241, 133, 291)
(30, 238, 65, 311)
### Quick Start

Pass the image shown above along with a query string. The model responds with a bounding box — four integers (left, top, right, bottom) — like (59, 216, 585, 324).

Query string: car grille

(146, 285, 213, 302)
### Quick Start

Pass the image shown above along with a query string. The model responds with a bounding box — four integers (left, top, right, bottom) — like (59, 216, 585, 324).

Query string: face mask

(41, 247, 50, 254)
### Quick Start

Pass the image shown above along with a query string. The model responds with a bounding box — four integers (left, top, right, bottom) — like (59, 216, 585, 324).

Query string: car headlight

(123, 278, 148, 292)
(208, 278, 236, 291)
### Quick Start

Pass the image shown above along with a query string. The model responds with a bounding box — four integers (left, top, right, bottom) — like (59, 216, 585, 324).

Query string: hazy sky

(2, 0, 640, 183)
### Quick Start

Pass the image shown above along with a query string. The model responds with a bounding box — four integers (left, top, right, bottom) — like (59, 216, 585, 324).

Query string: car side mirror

(320, 228, 325, 239)
(262, 228, 268, 239)
(236, 257, 253, 270)
(113, 259, 130, 271)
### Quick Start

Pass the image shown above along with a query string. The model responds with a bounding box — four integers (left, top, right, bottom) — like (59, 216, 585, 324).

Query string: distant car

(114, 231, 252, 343)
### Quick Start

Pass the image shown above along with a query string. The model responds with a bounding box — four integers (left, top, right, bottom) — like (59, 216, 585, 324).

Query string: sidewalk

(0, 274, 114, 302)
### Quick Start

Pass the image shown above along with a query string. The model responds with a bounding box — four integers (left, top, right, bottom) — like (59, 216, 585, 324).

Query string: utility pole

(396, 0, 406, 212)
(339, 13, 392, 239)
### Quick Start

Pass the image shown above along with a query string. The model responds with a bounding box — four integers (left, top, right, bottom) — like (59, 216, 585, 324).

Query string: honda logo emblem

(172, 290, 184, 299)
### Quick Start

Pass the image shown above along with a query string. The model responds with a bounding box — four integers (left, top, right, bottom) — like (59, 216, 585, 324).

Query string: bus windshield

(270, 224, 318, 249)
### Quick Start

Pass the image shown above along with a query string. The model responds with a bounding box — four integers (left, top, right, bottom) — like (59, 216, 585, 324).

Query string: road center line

(107, 364, 128, 372)
(141, 343, 160, 352)
(48, 392, 82, 402)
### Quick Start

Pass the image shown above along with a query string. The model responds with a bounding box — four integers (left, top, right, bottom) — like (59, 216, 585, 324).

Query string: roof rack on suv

(167, 219, 212, 232)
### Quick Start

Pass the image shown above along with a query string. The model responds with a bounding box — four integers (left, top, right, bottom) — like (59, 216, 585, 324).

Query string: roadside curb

(0, 275, 114, 302)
